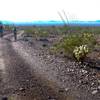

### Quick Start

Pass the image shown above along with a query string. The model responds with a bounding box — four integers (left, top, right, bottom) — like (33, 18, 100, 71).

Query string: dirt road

(0, 38, 73, 100)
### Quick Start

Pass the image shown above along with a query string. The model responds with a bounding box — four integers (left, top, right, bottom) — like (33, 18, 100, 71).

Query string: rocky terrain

(0, 30, 99, 100)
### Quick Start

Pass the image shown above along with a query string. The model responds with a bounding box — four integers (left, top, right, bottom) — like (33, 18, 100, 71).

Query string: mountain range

(1, 20, 100, 26)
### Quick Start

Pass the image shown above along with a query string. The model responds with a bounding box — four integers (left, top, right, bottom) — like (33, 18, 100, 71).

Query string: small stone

(83, 65, 87, 68)
(78, 62, 82, 64)
(98, 80, 100, 83)
(98, 86, 100, 90)
(67, 68, 70, 72)
(26, 80, 29, 82)
(62, 79, 65, 82)
(81, 69, 87, 74)
(47, 55, 50, 58)
(70, 69, 74, 72)
(65, 88, 69, 92)
(91, 83, 94, 85)
(92, 90, 98, 95)
(58, 66, 61, 70)
(19, 87, 25, 91)
(79, 80, 81, 83)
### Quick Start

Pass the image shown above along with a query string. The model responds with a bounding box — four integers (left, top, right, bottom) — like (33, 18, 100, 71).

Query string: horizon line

(1, 19, 100, 23)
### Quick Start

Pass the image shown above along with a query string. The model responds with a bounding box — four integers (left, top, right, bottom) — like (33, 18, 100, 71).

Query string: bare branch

(57, 11, 67, 26)
(62, 10, 69, 26)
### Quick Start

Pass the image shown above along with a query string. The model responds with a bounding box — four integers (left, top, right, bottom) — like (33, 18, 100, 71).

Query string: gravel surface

(0, 38, 71, 100)
(0, 32, 99, 100)
(15, 35, 100, 100)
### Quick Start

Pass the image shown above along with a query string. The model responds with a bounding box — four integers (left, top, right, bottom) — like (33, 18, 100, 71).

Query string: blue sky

(0, 0, 100, 22)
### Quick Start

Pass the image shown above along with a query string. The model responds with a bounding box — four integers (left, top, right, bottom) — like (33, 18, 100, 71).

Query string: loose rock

(92, 90, 98, 95)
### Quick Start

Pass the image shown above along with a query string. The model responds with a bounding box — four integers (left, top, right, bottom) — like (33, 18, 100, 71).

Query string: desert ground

(0, 25, 100, 100)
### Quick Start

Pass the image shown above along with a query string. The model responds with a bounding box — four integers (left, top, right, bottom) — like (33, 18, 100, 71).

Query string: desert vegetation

(23, 25, 100, 62)
(52, 32, 96, 61)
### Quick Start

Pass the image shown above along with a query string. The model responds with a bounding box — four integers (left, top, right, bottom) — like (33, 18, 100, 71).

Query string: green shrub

(24, 28, 36, 37)
(24, 28, 49, 38)
(82, 33, 96, 48)
(61, 34, 82, 53)
(38, 31, 49, 37)
(52, 33, 96, 61)
(53, 33, 82, 55)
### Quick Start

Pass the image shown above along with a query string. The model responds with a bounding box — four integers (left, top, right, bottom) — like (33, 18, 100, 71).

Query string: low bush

(24, 28, 36, 37)
(52, 33, 96, 61)
(24, 28, 49, 38)
(82, 33, 96, 49)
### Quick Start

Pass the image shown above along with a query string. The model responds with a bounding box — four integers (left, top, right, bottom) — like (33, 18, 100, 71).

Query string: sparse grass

(24, 27, 49, 38)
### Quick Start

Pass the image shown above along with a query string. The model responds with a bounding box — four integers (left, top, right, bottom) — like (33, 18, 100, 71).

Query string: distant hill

(1, 20, 100, 26)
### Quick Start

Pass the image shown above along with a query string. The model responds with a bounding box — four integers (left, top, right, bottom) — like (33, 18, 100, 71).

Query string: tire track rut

(0, 39, 72, 100)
